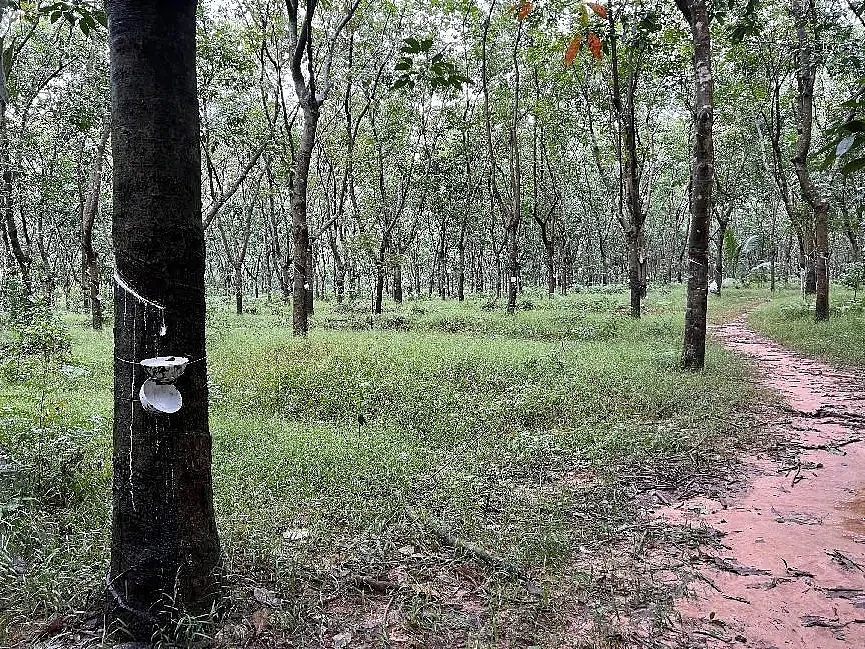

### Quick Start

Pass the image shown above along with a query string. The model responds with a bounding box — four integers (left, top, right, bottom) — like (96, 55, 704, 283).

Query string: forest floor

(1, 285, 863, 649)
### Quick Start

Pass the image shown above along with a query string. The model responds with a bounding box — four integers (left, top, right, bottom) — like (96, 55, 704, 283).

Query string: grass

(747, 285, 865, 366)
(1, 284, 767, 647)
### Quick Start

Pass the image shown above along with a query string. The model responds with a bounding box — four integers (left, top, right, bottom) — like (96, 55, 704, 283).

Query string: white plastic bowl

(139, 379, 182, 414)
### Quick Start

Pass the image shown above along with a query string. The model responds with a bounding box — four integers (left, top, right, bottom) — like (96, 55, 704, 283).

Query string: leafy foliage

(391, 37, 472, 92)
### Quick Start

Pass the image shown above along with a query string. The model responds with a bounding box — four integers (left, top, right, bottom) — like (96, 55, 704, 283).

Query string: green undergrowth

(1, 285, 761, 646)
(748, 286, 865, 366)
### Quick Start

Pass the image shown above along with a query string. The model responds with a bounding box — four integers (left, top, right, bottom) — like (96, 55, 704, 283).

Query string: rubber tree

(482, 0, 523, 314)
(284, 0, 360, 335)
(607, 2, 647, 317)
(791, 0, 829, 320)
(677, 0, 714, 370)
(106, 0, 220, 637)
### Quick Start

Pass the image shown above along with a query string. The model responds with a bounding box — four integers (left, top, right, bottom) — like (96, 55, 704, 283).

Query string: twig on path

(405, 507, 523, 577)
(801, 615, 843, 628)
(782, 557, 815, 578)
(826, 549, 865, 572)
(791, 464, 805, 486)
(710, 555, 771, 576)
(796, 437, 862, 451)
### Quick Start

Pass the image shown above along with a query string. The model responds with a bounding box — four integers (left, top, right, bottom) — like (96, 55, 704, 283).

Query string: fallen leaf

(333, 630, 353, 648)
(283, 527, 310, 541)
(253, 586, 282, 608)
(411, 582, 441, 598)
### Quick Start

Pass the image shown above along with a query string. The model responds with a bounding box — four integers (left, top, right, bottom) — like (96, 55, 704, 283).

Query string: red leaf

(515, 1, 532, 20)
(587, 32, 602, 60)
(587, 2, 608, 19)
(564, 35, 582, 67)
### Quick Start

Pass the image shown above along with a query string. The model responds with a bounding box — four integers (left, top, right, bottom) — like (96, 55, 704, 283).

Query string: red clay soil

(662, 318, 865, 649)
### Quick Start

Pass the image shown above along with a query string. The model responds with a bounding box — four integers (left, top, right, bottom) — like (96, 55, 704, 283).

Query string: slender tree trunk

(679, 0, 714, 370)
(609, 5, 645, 317)
(374, 255, 384, 314)
(792, 0, 828, 318)
(305, 242, 314, 316)
(0, 106, 31, 295)
(82, 119, 110, 329)
(457, 221, 466, 301)
(107, 0, 219, 638)
(393, 244, 403, 303)
(330, 234, 346, 303)
(506, 224, 519, 312)
(714, 211, 728, 294)
(842, 214, 862, 262)
(292, 105, 318, 334)
(542, 241, 553, 296)
(234, 264, 243, 315)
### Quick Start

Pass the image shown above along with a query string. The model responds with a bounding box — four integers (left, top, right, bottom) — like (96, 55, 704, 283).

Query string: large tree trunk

(679, 0, 714, 370)
(82, 119, 111, 329)
(107, 0, 220, 638)
(292, 105, 318, 335)
(792, 0, 828, 319)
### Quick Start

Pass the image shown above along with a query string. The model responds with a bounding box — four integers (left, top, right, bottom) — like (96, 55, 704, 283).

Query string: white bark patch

(696, 63, 712, 86)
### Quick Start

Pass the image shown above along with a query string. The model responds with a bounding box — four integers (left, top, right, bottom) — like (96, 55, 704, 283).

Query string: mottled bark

(107, 0, 219, 638)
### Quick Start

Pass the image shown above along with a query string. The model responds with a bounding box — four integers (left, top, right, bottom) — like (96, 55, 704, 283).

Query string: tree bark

(107, 0, 219, 638)
(679, 0, 714, 370)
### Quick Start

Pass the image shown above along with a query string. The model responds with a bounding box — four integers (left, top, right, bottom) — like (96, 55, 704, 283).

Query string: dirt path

(663, 318, 865, 648)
